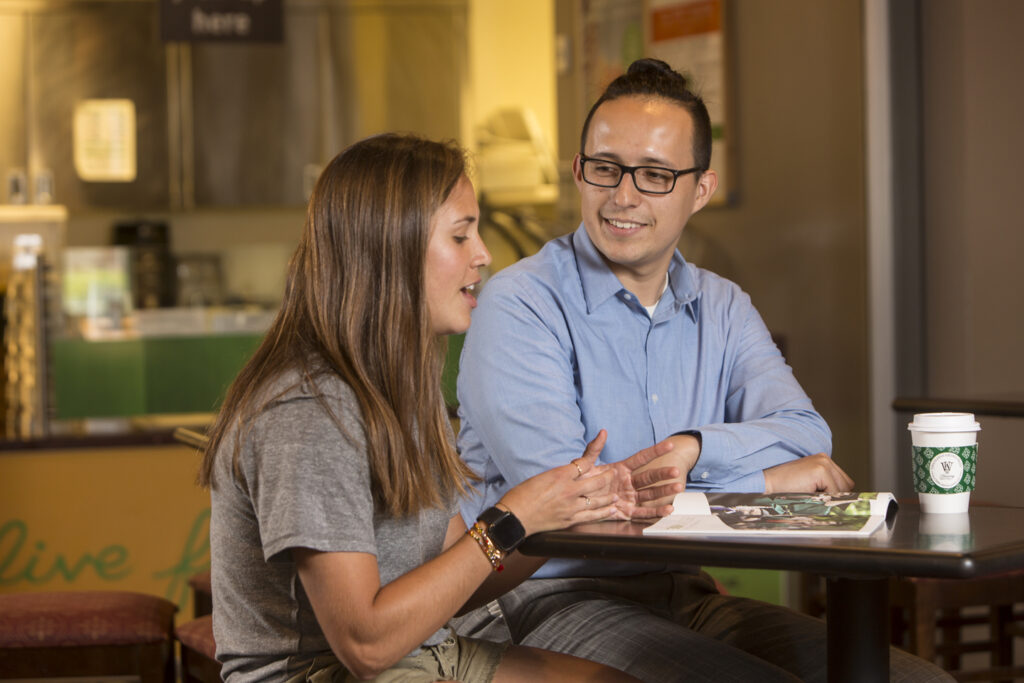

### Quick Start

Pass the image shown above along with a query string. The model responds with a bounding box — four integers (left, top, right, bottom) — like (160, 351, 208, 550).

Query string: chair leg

(891, 605, 908, 650)
(138, 641, 176, 683)
(992, 604, 1014, 682)
(940, 607, 962, 672)
(908, 584, 939, 662)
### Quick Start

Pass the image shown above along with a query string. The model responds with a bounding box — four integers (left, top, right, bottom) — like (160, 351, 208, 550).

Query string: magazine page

(643, 492, 897, 537)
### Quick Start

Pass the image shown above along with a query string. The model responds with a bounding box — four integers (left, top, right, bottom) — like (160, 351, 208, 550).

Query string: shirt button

(700, 472, 709, 480)
(651, 394, 659, 403)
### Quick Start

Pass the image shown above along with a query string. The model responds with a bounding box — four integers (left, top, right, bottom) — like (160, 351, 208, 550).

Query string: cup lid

(907, 412, 981, 432)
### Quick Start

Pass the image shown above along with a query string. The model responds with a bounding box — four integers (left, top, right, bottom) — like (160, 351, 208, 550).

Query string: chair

(889, 572, 1024, 681)
(189, 569, 213, 618)
(176, 569, 222, 683)
(0, 590, 176, 682)
(177, 615, 221, 683)
(800, 570, 1024, 681)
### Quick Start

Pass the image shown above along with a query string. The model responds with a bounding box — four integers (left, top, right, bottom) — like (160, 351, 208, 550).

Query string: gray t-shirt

(210, 371, 457, 681)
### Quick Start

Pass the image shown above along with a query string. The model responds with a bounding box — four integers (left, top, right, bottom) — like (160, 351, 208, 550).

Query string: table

(518, 503, 1024, 683)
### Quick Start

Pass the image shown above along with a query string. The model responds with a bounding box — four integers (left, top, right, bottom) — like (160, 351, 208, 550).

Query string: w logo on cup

(913, 445, 976, 494)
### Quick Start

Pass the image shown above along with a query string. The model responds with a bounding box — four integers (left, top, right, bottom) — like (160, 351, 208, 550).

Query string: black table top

(519, 503, 1024, 581)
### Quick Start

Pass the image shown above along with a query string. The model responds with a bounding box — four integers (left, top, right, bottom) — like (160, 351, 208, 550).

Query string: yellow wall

(468, 0, 557, 158)
(0, 444, 210, 624)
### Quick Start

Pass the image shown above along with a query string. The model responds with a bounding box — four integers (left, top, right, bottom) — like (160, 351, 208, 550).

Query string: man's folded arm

(680, 294, 833, 491)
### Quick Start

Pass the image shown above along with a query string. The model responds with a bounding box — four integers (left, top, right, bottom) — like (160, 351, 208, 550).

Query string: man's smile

(604, 216, 648, 231)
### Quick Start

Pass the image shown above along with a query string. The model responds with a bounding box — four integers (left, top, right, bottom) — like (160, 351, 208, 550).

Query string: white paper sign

(73, 99, 138, 182)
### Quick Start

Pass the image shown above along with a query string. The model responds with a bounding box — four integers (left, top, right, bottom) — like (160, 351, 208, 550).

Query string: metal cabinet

(0, 0, 467, 210)
(188, 0, 467, 207)
(30, 2, 172, 210)
(1, 11, 30, 204)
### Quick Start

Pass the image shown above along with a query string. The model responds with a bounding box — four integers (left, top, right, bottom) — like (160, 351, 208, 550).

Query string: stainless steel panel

(26, 1, 170, 210)
(367, 3, 464, 143)
(0, 11, 28, 203)
(2, 0, 467, 210)
(334, 1, 465, 143)
(190, 5, 329, 206)
(190, 0, 467, 207)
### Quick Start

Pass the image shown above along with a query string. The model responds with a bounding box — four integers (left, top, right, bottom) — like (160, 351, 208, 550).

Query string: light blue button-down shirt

(457, 225, 832, 578)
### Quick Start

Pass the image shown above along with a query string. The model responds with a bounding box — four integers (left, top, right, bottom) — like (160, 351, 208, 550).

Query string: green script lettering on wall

(0, 519, 132, 586)
(154, 508, 210, 609)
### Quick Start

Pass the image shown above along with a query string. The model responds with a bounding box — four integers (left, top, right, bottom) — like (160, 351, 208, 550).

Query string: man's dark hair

(580, 58, 712, 172)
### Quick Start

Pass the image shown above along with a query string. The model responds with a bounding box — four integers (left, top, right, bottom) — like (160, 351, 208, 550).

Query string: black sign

(161, 0, 283, 42)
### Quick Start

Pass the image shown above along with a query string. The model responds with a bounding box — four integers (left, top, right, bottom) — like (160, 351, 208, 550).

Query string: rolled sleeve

(685, 291, 832, 490)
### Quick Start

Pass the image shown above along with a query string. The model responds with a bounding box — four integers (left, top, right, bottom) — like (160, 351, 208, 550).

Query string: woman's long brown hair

(198, 134, 478, 516)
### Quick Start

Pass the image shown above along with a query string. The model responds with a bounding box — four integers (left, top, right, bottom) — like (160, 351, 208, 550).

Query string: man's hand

(763, 453, 854, 494)
(600, 434, 700, 519)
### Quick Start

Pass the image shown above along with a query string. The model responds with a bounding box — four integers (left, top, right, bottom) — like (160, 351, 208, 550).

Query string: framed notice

(646, 0, 733, 205)
(73, 99, 138, 183)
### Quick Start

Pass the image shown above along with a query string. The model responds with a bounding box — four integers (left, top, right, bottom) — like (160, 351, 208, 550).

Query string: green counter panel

(52, 335, 264, 418)
(442, 333, 465, 410)
(706, 567, 785, 605)
(51, 339, 147, 418)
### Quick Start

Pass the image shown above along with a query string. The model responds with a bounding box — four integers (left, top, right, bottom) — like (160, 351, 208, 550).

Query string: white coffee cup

(907, 412, 980, 514)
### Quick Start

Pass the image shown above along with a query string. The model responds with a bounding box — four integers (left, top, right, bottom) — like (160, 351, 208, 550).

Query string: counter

(0, 428, 188, 451)
(0, 439, 211, 624)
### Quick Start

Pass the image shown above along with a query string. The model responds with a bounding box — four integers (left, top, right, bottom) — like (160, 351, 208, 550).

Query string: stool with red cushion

(0, 590, 176, 682)
(176, 614, 221, 683)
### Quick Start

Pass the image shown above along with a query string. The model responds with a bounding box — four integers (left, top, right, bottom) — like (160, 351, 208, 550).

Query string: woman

(198, 134, 667, 682)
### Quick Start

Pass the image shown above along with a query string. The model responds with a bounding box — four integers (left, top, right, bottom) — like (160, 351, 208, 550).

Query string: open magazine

(643, 492, 898, 537)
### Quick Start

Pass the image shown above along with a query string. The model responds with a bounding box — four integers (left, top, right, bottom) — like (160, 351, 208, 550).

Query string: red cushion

(175, 614, 216, 659)
(0, 591, 177, 648)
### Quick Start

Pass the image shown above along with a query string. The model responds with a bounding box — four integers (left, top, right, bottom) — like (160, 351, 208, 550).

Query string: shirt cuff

(686, 428, 765, 492)
(673, 429, 702, 451)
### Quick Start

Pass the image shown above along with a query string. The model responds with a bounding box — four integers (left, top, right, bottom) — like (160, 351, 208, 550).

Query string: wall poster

(646, 0, 733, 205)
(578, 0, 734, 205)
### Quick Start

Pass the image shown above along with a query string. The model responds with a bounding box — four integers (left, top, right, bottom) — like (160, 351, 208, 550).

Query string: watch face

(479, 507, 525, 552)
(488, 517, 520, 551)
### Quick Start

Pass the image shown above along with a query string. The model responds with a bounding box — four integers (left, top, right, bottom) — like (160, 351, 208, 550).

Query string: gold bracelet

(469, 522, 505, 571)
(468, 522, 505, 572)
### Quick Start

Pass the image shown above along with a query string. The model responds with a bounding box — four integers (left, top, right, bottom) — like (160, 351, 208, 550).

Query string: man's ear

(691, 168, 719, 213)
(571, 153, 585, 190)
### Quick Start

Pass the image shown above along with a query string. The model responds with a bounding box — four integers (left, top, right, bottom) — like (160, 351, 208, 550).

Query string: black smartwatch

(477, 506, 526, 554)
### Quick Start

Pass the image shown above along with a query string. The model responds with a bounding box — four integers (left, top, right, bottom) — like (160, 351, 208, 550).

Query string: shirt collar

(571, 223, 700, 321)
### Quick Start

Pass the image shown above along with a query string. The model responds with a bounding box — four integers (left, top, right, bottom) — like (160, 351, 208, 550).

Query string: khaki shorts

(286, 634, 508, 683)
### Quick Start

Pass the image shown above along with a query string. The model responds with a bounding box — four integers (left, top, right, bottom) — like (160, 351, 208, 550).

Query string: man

(455, 59, 950, 681)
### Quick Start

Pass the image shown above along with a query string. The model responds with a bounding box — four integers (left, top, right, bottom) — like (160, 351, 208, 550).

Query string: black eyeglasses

(579, 155, 702, 195)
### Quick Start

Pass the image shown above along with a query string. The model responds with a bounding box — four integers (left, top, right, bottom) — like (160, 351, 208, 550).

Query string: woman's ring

(572, 460, 584, 477)
(584, 496, 591, 507)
